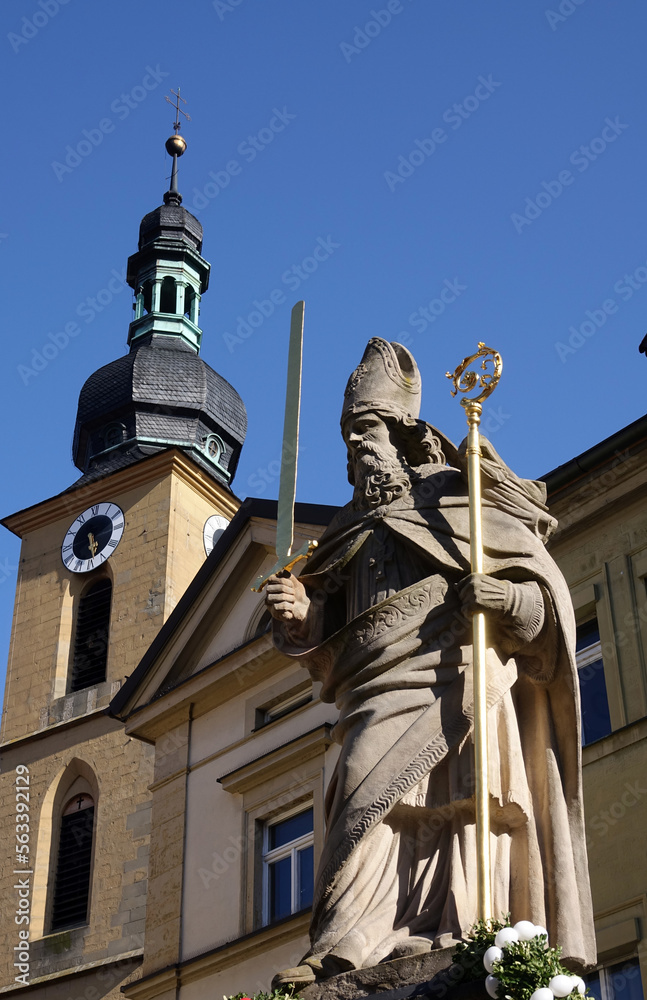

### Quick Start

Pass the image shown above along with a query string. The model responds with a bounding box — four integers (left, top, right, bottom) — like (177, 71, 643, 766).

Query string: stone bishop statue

(265, 338, 596, 986)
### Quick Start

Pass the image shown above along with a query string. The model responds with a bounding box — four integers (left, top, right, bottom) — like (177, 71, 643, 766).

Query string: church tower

(0, 119, 245, 998)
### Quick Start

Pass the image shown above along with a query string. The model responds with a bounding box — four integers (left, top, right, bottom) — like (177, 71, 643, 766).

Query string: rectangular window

(576, 618, 612, 745)
(586, 959, 644, 1000)
(260, 690, 313, 727)
(262, 806, 314, 925)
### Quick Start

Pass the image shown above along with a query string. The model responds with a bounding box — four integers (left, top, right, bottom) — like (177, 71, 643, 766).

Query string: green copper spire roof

(126, 104, 209, 354)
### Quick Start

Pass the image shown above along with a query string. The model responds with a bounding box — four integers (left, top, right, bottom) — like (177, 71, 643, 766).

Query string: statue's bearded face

(343, 412, 411, 509)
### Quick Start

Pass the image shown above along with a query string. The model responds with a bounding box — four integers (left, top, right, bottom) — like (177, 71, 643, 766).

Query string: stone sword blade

(252, 301, 317, 592)
(276, 299, 305, 563)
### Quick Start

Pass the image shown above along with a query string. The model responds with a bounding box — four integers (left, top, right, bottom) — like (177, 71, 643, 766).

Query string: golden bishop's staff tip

(445, 342, 502, 406)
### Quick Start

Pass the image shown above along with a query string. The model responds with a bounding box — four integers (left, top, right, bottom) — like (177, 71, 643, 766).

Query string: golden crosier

(445, 342, 502, 406)
(446, 342, 503, 923)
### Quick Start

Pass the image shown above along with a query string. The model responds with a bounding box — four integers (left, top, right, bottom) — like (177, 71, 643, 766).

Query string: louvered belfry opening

(51, 793, 95, 930)
(70, 579, 112, 692)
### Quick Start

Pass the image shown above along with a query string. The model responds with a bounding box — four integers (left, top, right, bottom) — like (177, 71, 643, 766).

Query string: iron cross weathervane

(165, 87, 191, 133)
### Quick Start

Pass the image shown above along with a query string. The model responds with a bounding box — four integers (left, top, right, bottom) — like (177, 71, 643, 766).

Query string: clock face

(62, 503, 125, 573)
(203, 514, 229, 556)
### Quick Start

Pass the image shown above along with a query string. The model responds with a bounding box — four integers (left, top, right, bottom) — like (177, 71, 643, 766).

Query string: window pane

(269, 808, 313, 850)
(298, 844, 314, 910)
(576, 619, 600, 651)
(264, 692, 312, 724)
(585, 972, 602, 1000)
(607, 960, 644, 1000)
(578, 659, 612, 744)
(269, 856, 292, 922)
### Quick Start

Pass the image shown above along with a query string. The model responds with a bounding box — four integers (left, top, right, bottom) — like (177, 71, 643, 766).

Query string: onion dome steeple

(71, 94, 247, 488)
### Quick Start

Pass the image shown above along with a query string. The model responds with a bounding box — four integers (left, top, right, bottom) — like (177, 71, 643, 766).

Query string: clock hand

(88, 533, 99, 557)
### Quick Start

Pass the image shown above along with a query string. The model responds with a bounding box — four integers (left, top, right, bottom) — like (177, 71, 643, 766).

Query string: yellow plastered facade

(0, 451, 238, 998)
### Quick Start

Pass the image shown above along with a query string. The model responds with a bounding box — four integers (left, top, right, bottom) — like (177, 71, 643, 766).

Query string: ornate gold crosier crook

(446, 342, 503, 923)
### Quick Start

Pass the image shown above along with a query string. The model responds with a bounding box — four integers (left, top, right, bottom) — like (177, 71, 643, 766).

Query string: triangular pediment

(110, 499, 337, 734)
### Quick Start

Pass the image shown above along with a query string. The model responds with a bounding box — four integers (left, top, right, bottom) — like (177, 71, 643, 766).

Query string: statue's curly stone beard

(351, 445, 412, 511)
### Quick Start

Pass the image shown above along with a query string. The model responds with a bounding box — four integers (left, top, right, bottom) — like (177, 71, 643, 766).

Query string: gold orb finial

(165, 133, 187, 157)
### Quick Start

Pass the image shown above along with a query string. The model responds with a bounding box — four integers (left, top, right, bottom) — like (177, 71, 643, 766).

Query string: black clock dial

(72, 515, 113, 559)
(62, 503, 125, 573)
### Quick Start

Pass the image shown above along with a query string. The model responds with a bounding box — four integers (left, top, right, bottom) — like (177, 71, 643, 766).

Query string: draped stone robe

(275, 456, 596, 971)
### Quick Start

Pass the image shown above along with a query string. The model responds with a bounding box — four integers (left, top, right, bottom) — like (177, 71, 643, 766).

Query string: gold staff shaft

(464, 400, 491, 923)
(446, 342, 502, 924)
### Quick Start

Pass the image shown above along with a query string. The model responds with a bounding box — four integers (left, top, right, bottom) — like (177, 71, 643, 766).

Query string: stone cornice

(122, 913, 310, 1000)
(582, 714, 647, 766)
(120, 965, 178, 1000)
(218, 724, 335, 793)
(2, 449, 239, 538)
(0, 708, 119, 756)
(0, 950, 142, 994)
(547, 476, 647, 549)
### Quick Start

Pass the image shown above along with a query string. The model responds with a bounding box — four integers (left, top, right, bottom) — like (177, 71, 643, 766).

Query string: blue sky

(1, 0, 646, 695)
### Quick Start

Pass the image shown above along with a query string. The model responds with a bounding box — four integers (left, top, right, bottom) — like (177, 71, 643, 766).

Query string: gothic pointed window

(50, 793, 95, 930)
(70, 579, 112, 692)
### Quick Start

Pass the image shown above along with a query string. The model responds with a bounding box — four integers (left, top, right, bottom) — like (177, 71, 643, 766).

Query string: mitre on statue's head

(341, 338, 422, 426)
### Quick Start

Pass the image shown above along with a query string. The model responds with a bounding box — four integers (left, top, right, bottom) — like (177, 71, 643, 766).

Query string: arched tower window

(142, 280, 153, 314)
(183, 285, 194, 317)
(160, 275, 176, 314)
(50, 792, 95, 930)
(70, 579, 112, 692)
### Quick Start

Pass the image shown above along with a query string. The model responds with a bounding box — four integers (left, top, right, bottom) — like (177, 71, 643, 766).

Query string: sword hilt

(251, 538, 318, 593)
